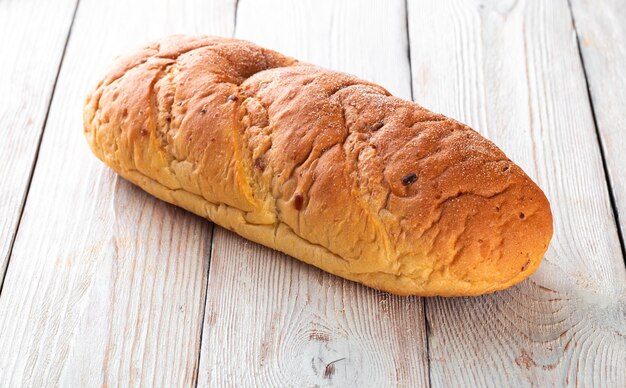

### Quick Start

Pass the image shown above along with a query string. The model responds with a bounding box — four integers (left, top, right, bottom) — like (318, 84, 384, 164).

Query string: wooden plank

(197, 0, 430, 386)
(570, 0, 626, 254)
(232, 0, 412, 98)
(407, 0, 626, 386)
(0, 0, 77, 284)
(0, 0, 235, 386)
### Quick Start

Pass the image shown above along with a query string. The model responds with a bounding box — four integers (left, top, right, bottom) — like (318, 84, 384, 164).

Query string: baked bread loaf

(84, 35, 553, 296)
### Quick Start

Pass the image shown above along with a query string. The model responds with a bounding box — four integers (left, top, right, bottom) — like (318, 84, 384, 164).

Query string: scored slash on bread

(83, 35, 553, 296)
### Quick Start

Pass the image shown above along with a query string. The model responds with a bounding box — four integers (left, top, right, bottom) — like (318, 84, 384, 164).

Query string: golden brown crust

(84, 35, 553, 296)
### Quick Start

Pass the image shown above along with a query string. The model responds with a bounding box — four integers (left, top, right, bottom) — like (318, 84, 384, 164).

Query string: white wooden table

(0, 0, 624, 386)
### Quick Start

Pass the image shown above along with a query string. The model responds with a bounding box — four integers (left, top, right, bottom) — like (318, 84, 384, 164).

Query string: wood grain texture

(570, 0, 626, 252)
(408, 0, 626, 386)
(197, 0, 429, 386)
(0, 0, 77, 284)
(0, 0, 235, 385)
(200, 230, 428, 386)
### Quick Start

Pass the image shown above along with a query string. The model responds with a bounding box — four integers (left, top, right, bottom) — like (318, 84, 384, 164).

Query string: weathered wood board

(197, 0, 429, 386)
(408, 0, 626, 386)
(0, 0, 234, 385)
(0, 0, 78, 284)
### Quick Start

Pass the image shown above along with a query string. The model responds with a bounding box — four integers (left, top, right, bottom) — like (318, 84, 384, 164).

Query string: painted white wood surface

(571, 0, 626, 250)
(0, 0, 235, 385)
(197, 0, 430, 386)
(0, 0, 624, 386)
(0, 0, 77, 284)
(408, 0, 626, 386)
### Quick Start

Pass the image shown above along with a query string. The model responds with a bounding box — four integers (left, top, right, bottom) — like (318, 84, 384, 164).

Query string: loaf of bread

(84, 35, 553, 296)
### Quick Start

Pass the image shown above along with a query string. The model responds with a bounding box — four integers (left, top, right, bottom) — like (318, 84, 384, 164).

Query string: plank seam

(0, 0, 81, 297)
(405, 0, 433, 386)
(233, 0, 240, 37)
(566, 0, 626, 267)
(192, 223, 216, 387)
(405, 0, 414, 100)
